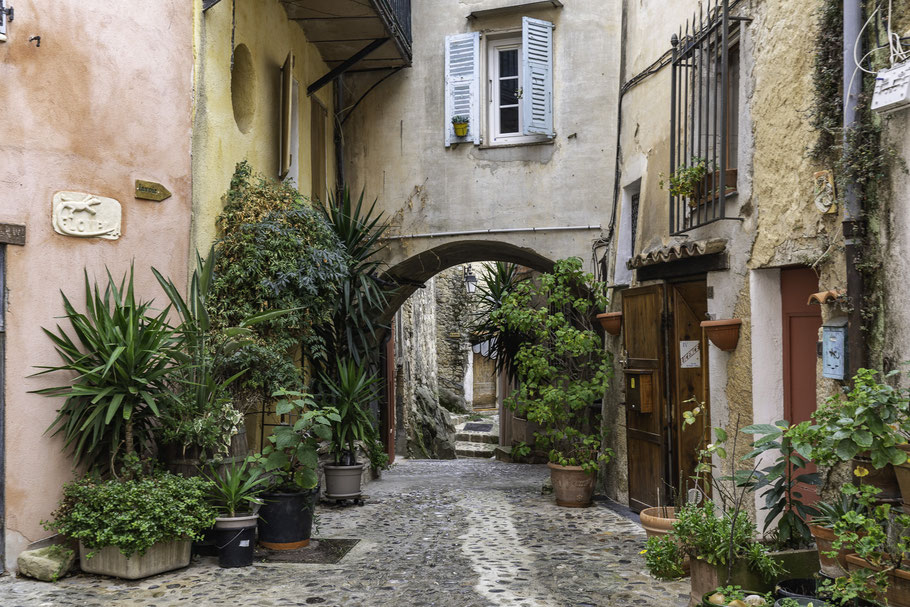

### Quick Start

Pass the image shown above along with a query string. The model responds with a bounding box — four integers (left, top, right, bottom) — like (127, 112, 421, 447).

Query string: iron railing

(375, 0, 412, 57)
(669, 0, 743, 235)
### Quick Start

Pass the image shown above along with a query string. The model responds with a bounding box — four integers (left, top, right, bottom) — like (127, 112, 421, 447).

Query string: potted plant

(806, 491, 869, 577)
(821, 478, 910, 607)
(790, 368, 910, 502)
(249, 390, 338, 550)
(774, 598, 832, 607)
(660, 157, 709, 207)
(204, 460, 269, 567)
(32, 266, 177, 470)
(319, 359, 382, 500)
(44, 466, 216, 579)
(451, 114, 469, 137)
(492, 257, 614, 507)
(595, 311, 622, 336)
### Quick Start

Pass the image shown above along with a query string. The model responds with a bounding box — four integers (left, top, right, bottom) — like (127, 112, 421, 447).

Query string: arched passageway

(376, 240, 557, 464)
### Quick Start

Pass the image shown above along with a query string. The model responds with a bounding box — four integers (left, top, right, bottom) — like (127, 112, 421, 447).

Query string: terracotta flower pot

(701, 319, 742, 351)
(639, 506, 677, 538)
(808, 523, 850, 577)
(547, 462, 594, 508)
(846, 553, 910, 607)
(595, 312, 622, 336)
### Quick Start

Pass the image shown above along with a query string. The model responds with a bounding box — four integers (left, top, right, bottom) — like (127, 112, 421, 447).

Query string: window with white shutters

(444, 32, 481, 146)
(444, 18, 554, 148)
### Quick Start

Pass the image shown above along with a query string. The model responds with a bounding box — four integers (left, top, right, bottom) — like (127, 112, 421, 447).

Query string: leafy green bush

(45, 473, 216, 558)
(492, 257, 612, 471)
(643, 501, 783, 582)
(209, 162, 348, 399)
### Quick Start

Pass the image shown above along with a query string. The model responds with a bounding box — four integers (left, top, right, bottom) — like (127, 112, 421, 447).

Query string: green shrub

(209, 162, 348, 399)
(45, 473, 217, 558)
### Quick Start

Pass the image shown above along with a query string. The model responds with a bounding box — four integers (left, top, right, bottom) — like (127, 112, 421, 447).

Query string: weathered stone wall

(395, 276, 457, 459)
(434, 267, 473, 413)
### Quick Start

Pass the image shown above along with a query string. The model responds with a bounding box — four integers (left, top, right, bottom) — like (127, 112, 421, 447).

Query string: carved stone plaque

(52, 192, 121, 240)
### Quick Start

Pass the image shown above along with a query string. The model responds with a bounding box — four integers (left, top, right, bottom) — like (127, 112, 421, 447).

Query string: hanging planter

(595, 312, 622, 336)
(701, 318, 742, 351)
(451, 115, 469, 137)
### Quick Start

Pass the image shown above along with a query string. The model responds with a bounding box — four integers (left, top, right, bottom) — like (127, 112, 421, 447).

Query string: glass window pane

(499, 49, 518, 78)
(500, 107, 519, 134)
(500, 78, 518, 106)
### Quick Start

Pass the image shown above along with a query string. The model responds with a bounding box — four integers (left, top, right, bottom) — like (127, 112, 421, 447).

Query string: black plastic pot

(775, 578, 818, 600)
(258, 487, 319, 550)
(215, 514, 257, 568)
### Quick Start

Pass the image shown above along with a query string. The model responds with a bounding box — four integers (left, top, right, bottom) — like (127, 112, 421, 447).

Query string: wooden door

(781, 268, 821, 502)
(310, 98, 327, 203)
(668, 282, 709, 498)
(622, 285, 668, 511)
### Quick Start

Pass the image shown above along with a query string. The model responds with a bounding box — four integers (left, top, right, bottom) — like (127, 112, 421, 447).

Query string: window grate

(669, 0, 742, 235)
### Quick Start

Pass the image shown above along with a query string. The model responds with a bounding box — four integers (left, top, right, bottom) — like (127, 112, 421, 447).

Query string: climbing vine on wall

(811, 0, 843, 161)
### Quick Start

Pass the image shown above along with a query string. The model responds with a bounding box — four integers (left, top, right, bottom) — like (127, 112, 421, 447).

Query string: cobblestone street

(0, 460, 688, 606)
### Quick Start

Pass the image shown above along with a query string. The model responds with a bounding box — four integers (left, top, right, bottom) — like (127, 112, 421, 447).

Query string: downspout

(843, 0, 866, 376)
(334, 74, 346, 199)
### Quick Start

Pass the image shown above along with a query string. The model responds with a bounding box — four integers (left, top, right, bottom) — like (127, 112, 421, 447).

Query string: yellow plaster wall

(191, 0, 336, 254)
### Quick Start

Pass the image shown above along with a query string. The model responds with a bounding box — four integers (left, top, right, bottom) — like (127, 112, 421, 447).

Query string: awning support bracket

(307, 37, 389, 96)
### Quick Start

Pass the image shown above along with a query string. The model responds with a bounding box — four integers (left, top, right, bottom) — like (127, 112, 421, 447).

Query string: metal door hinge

(1, 1, 13, 21)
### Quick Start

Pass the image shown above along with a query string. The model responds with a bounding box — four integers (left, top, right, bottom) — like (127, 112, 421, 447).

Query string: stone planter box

(79, 539, 191, 579)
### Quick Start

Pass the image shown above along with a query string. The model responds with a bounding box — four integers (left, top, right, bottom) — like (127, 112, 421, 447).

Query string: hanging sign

(680, 340, 701, 369)
(0, 223, 26, 245)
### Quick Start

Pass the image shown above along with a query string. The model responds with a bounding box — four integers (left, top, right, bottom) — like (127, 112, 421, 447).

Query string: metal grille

(379, 0, 411, 49)
(669, 0, 742, 235)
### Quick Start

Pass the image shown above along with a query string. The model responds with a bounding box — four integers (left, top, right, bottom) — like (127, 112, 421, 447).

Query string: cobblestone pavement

(0, 459, 689, 606)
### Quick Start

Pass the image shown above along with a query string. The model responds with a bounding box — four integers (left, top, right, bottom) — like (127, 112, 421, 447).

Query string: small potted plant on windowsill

(452, 115, 469, 137)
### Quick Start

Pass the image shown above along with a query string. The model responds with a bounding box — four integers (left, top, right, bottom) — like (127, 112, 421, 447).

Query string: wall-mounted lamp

(463, 264, 477, 294)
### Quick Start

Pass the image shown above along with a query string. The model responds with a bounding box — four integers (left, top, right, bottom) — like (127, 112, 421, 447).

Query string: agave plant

(317, 189, 390, 367)
(32, 267, 177, 468)
(318, 359, 382, 462)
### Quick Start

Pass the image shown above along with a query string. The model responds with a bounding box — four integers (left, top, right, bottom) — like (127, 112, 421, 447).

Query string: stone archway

(376, 240, 558, 462)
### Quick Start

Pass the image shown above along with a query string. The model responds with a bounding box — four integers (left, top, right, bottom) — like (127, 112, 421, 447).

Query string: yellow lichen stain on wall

(192, 0, 336, 255)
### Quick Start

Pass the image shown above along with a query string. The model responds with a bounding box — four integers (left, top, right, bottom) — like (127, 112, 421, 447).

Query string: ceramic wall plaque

(52, 191, 121, 240)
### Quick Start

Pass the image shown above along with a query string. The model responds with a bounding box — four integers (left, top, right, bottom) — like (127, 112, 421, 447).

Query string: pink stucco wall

(0, 0, 194, 566)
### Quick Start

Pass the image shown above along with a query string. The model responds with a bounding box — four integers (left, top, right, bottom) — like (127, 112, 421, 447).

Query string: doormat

(463, 422, 494, 432)
(255, 538, 360, 564)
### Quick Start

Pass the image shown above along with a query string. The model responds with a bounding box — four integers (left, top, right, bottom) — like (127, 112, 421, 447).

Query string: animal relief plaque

(52, 191, 121, 240)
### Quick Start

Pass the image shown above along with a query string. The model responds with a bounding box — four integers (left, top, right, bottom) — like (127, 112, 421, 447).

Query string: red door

(781, 267, 822, 503)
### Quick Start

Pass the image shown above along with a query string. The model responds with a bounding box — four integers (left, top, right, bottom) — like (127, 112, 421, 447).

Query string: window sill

(478, 138, 555, 150)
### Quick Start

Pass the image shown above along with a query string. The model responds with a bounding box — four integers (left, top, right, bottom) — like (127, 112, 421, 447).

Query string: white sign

(680, 340, 701, 368)
(52, 191, 121, 240)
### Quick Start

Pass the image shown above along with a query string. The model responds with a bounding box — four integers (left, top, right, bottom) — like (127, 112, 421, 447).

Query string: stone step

(449, 414, 472, 426)
(455, 441, 498, 459)
(455, 431, 499, 444)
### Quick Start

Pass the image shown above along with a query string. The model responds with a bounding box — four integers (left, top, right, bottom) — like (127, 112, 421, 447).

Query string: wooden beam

(307, 37, 388, 96)
(467, 0, 562, 20)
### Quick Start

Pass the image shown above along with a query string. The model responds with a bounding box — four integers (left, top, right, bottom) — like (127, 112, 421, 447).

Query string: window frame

(482, 31, 551, 147)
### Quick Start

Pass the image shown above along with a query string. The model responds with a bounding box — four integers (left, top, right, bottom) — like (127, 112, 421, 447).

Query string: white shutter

(444, 32, 480, 146)
(521, 17, 554, 137)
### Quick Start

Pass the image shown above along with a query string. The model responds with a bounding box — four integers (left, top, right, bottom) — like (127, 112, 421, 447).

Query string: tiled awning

(628, 238, 727, 269)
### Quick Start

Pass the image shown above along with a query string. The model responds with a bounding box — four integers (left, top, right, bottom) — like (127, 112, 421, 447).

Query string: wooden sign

(135, 180, 172, 202)
(0, 223, 26, 246)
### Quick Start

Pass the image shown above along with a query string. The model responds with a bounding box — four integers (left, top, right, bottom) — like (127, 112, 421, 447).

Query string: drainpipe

(334, 74, 346, 199)
(843, 0, 866, 376)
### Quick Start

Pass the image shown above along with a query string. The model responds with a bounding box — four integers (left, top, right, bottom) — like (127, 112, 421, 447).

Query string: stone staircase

(451, 411, 500, 459)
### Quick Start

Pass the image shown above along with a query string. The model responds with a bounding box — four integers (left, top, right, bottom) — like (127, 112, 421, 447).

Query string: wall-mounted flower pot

(453, 122, 469, 137)
(700, 318, 742, 351)
(595, 312, 622, 336)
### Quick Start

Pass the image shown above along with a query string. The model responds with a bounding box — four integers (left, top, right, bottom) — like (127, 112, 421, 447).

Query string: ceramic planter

(595, 312, 622, 336)
(78, 539, 191, 580)
(547, 462, 594, 508)
(324, 463, 364, 499)
(453, 122, 469, 137)
(701, 319, 742, 351)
